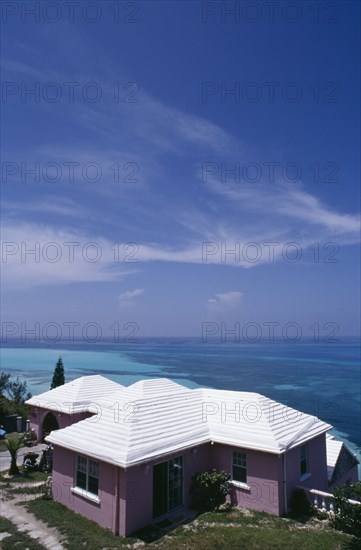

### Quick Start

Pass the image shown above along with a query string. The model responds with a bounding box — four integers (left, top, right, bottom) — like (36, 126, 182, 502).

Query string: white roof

(26, 375, 122, 413)
(46, 377, 332, 467)
(326, 435, 344, 481)
(202, 387, 332, 454)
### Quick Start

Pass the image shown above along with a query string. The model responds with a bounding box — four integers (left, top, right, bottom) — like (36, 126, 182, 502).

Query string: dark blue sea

(1, 337, 360, 469)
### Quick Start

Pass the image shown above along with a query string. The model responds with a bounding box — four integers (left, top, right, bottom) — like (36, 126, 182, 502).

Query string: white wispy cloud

(1, 223, 137, 290)
(277, 188, 360, 233)
(2, 43, 360, 291)
(2, 198, 89, 219)
(204, 175, 360, 235)
(2, 210, 361, 292)
(118, 288, 144, 306)
(207, 291, 243, 311)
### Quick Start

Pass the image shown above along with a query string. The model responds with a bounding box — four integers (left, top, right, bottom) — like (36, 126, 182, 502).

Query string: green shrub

(332, 482, 361, 539)
(190, 470, 230, 511)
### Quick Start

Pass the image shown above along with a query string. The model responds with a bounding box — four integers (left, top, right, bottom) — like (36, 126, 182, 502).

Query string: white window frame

(72, 455, 100, 503)
(231, 450, 250, 490)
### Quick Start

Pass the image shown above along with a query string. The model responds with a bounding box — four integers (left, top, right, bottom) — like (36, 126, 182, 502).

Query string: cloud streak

(2, 41, 360, 293)
(207, 291, 244, 312)
(118, 288, 144, 307)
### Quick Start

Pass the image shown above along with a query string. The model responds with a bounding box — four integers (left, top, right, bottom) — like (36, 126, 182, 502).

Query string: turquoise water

(0, 347, 175, 390)
(1, 338, 360, 469)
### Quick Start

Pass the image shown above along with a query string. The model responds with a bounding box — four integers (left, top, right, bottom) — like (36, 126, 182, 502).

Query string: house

(26, 375, 122, 441)
(26, 376, 359, 537)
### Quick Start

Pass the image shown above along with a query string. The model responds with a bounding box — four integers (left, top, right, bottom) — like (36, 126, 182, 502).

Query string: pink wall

(29, 405, 92, 441)
(51, 445, 123, 533)
(211, 443, 280, 515)
(50, 443, 212, 537)
(123, 463, 152, 535)
(280, 434, 329, 514)
(49, 432, 355, 537)
(118, 443, 282, 534)
(124, 443, 211, 536)
(210, 435, 329, 516)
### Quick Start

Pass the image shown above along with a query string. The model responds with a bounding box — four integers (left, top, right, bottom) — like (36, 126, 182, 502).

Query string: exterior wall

(281, 433, 329, 515)
(211, 443, 281, 515)
(29, 405, 92, 441)
(185, 443, 212, 505)
(328, 446, 359, 489)
(209, 435, 329, 517)
(49, 433, 337, 536)
(328, 464, 359, 491)
(328, 465, 359, 489)
(51, 445, 122, 533)
(124, 443, 211, 536)
(123, 463, 152, 536)
(51, 443, 212, 537)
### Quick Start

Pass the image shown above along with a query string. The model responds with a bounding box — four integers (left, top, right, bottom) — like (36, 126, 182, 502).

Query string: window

(300, 444, 308, 476)
(76, 456, 99, 496)
(232, 451, 247, 483)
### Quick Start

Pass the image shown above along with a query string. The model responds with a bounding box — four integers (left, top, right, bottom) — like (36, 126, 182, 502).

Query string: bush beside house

(190, 470, 231, 511)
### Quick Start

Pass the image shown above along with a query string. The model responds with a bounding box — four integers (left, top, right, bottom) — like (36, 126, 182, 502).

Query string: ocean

(1, 337, 360, 469)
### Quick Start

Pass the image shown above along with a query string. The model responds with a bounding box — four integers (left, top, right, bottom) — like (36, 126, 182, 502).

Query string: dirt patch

(1, 491, 66, 550)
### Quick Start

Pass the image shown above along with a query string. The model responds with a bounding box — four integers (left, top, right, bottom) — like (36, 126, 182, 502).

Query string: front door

(153, 456, 183, 518)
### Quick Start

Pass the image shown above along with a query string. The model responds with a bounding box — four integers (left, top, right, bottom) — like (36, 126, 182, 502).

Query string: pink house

(26, 375, 121, 441)
(26, 376, 359, 537)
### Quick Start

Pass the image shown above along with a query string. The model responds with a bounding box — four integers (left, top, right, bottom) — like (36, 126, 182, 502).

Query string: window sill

(299, 473, 311, 482)
(71, 486, 100, 504)
(230, 480, 251, 491)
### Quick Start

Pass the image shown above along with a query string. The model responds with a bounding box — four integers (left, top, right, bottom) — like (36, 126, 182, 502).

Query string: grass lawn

(156, 511, 352, 549)
(0, 431, 24, 452)
(25, 497, 141, 549)
(24, 497, 354, 549)
(155, 523, 351, 549)
(0, 468, 49, 484)
(0, 516, 46, 550)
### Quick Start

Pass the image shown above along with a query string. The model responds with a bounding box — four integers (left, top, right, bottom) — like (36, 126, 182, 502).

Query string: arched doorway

(42, 412, 59, 441)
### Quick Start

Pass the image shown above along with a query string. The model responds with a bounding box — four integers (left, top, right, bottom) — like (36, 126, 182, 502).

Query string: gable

(329, 445, 359, 485)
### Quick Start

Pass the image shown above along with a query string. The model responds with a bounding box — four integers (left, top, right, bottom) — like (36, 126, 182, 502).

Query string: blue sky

(1, 1, 360, 338)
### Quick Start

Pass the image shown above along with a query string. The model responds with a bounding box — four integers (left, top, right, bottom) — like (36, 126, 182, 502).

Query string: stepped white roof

(45, 377, 332, 467)
(26, 375, 122, 413)
(326, 435, 343, 481)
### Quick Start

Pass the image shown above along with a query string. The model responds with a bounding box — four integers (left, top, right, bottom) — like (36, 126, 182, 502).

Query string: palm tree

(5, 435, 24, 475)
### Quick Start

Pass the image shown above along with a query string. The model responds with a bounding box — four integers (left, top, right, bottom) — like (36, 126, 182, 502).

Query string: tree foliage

(8, 377, 32, 403)
(190, 470, 230, 511)
(5, 434, 24, 475)
(50, 357, 65, 389)
(0, 372, 11, 396)
(332, 482, 361, 540)
(0, 371, 31, 409)
(0, 395, 30, 419)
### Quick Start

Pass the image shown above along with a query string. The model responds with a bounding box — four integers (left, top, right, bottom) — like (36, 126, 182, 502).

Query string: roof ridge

(41, 376, 332, 466)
